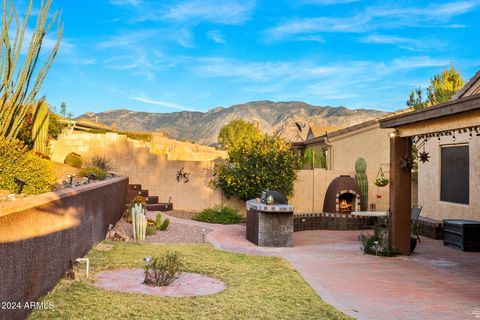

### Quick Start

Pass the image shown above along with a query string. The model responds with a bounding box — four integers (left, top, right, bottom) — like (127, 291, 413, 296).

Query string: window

(440, 145, 469, 204)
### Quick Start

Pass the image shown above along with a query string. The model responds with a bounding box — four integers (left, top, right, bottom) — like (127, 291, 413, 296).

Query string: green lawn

(30, 242, 350, 320)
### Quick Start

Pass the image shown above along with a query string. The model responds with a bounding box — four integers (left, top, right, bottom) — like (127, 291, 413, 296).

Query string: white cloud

(163, 0, 255, 25)
(359, 34, 447, 51)
(177, 27, 195, 48)
(109, 0, 142, 6)
(267, 1, 480, 41)
(194, 56, 451, 84)
(206, 30, 225, 44)
(298, 0, 360, 6)
(130, 97, 198, 111)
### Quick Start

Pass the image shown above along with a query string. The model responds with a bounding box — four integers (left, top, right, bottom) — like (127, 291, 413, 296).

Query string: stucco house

(293, 119, 396, 213)
(379, 71, 480, 253)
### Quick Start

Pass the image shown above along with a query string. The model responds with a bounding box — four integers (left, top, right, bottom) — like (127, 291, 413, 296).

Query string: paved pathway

(157, 213, 480, 320)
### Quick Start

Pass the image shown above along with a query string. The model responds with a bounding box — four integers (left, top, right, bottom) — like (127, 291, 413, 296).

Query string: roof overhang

(379, 93, 480, 129)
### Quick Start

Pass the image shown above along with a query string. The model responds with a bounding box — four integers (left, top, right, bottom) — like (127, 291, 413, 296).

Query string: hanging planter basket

(374, 176, 389, 187)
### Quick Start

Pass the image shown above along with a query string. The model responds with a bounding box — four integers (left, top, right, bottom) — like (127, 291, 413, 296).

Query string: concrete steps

(125, 183, 172, 212)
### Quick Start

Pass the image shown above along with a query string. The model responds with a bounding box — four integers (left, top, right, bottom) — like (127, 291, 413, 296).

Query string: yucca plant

(87, 155, 114, 172)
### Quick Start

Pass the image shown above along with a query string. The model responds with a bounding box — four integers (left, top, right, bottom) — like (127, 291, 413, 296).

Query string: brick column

(389, 135, 412, 254)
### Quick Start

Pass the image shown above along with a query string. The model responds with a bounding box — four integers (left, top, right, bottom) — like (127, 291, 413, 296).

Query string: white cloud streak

(267, 1, 480, 40)
(130, 97, 198, 111)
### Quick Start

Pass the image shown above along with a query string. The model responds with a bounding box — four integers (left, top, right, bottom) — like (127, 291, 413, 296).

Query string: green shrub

(0, 138, 57, 194)
(159, 218, 170, 231)
(146, 225, 157, 236)
(78, 166, 108, 181)
(155, 213, 163, 229)
(214, 136, 302, 201)
(361, 223, 398, 257)
(64, 152, 83, 168)
(193, 205, 245, 224)
(144, 251, 183, 287)
(87, 155, 114, 172)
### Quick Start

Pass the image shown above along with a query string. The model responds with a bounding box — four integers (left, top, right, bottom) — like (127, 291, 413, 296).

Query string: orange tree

(214, 136, 302, 201)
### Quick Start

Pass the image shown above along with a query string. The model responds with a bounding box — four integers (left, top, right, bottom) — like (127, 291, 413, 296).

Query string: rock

(111, 231, 129, 242)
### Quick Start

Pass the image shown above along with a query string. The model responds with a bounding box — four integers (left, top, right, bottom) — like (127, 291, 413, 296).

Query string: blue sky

(27, 0, 480, 115)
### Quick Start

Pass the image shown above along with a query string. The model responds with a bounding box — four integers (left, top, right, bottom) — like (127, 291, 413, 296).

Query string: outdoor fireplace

(323, 175, 361, 214)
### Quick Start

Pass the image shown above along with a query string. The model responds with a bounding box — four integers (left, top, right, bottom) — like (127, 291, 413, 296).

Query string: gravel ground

(112, 218, 211, 244)
(166, 210, 199, 220)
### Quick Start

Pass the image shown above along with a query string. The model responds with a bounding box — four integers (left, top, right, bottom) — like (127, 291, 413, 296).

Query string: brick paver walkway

(95, 269, 226, 297)
(155, 212, 480, 320)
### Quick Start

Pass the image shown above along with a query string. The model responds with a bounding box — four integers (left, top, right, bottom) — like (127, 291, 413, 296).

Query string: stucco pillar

(389, 135, 412, 254)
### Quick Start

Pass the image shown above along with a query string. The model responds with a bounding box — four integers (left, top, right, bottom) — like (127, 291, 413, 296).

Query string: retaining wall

(0, 176, 128, 320)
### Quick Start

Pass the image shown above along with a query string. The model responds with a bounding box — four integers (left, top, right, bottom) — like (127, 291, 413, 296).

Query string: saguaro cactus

(354, 157, 368, 211)
(132, 203, 147, 240)
(32, 100, 50, 155)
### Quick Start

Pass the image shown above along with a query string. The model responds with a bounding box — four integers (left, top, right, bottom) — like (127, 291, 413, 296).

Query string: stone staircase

(126, 184, 173, 212)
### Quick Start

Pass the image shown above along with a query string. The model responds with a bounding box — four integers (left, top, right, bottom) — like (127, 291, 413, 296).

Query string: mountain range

(79, 101, 387, 145)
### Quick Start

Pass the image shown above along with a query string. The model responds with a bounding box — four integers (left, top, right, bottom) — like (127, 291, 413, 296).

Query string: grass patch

(193, 206, 245, 224)
(29, 243, 349, 320)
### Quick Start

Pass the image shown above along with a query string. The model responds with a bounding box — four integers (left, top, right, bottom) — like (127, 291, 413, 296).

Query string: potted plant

(374, 176, 389, 187)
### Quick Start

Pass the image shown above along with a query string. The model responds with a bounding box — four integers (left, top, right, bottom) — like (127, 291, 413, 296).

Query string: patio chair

(411, 205, 422, 243)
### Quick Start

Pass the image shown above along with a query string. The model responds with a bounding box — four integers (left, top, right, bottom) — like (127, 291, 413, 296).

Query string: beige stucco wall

(418, 131, 480, 221)
(50, 133, 242, 212)
(297, 124, 393, 213)
(150, 134, 226, 161)
(290, 168, 390, 213)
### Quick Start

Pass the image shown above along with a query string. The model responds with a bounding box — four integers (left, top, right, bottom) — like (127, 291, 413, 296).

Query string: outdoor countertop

(246, 199, 294, 212)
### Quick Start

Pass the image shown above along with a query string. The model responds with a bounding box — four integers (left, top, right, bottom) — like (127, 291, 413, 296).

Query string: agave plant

(87, 155, 114, 172)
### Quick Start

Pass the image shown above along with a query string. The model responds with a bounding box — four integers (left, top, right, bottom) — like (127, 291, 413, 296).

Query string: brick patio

(156, 212, 480, 320)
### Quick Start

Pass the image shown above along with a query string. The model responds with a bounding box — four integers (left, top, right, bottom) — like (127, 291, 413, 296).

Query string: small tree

(406, 87, 427, 110)
(427, 66, 465, 105)
(218, 119, 263, 153)
(0, 0, 62, 140)
(406, 66, 465, 109)
(214, 136, 302, 201)
(59, 102, 67, 117)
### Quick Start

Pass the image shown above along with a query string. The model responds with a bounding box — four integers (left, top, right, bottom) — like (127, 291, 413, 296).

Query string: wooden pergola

(379, 93, 480, 254)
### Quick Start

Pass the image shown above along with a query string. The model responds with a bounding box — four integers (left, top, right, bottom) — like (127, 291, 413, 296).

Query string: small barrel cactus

(354, 157, 368, 211)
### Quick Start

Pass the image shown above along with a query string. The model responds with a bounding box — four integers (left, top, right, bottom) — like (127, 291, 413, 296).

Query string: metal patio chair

(411, 205, 422, 242)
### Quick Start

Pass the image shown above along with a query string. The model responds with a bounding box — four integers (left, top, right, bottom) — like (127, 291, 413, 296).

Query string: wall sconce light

(388, 130, 398, 139)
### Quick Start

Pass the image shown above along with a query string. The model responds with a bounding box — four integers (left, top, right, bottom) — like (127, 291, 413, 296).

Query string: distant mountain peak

(78, 101, 386, 145)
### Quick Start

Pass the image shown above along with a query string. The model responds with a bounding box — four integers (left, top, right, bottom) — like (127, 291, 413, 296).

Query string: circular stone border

(94, 268, 226, 297)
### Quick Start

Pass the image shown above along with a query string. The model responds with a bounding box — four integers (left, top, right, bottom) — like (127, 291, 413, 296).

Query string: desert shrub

(87, 155, 114, 172)
(78, 166, 108, 181)
(144, 251, 183, 287)
(0, 139, 57, 194)
(214, 136, 302, 201)
(193, 205, 245, 224)
(64, 152, 83, 168)
(361, 223, 398, 257)
(146, 225, 157, 236)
